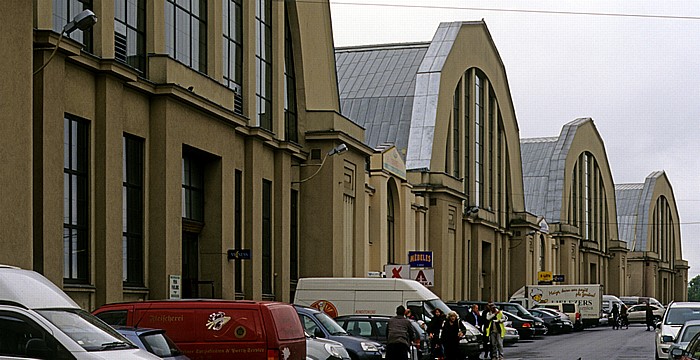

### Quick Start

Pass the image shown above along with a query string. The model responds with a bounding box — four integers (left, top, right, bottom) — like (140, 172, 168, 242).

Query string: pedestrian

(405, 308, 417, 321)
(481, 305, 491, 359)
(386, 305, 416, 360)
(645, 301, 655, 331)
(427, 308, 445, 359)
(440, 311, 467, 360)
(620, 304, 629, 329)
(485, 303, 506, 360)
(611, 303, 619, 330)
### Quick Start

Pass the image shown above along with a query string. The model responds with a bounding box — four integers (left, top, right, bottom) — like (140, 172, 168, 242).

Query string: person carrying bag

(439, 311, 467, 360)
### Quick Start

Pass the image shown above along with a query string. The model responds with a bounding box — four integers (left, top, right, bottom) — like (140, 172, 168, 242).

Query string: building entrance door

(182, 231, 199, 298)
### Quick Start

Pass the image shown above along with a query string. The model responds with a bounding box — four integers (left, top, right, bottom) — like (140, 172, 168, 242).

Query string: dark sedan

(528, 308, 573, 334)
(502, 311, 538, 339)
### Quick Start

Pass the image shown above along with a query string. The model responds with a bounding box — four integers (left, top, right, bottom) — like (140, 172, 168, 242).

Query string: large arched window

(570, 152, 608, 247)
(652, 196, 674, 262)
(539, 235, 545, 272)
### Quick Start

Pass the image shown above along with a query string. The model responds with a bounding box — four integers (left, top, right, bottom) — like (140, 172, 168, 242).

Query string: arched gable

(638, 172, 682, 261)
(407, 21, 524, 212)
(551, 118, 619, 241)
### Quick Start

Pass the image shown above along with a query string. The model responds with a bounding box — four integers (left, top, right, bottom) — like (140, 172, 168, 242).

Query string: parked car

(626, 303, 665, 324)
(668, 320, 700, 360)
(620, 296, 665, 309)
(294, 305, 385, 360)
(501, 311, 538, 339)
(670, 330, 700, 360)
(504, 326, 520, 345)
(0, 265, 159, 359)
(306, 332, 350, 360)
(535, 302, 583, 330)
(113, 326, 189, 359)
(333, 314, 429, 360)
(656, 302, 700, 360)
(94, 299, 307, 360)
(528, 308, 573, 334)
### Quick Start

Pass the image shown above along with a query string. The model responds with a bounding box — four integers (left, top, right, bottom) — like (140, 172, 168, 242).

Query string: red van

(93, 300, 306, 360)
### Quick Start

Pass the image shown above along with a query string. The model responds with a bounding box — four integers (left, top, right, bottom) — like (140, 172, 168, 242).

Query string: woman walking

(440, 311, 467, 360)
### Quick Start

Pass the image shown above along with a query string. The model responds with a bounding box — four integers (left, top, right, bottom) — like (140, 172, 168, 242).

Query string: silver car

(666, 320, 700, 360)
(306, 332, 350, 360)
(656, 302, 700, 360)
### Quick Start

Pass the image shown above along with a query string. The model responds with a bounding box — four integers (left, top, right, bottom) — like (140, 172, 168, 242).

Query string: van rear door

(263, 303, 306, 360)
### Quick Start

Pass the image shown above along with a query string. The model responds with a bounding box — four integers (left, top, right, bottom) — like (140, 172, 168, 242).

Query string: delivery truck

(509, 284, 603, 328)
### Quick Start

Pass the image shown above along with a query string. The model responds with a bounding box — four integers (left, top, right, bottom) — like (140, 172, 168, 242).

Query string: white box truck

(509, 284, 603, 328)
(293, 277, 451, 322)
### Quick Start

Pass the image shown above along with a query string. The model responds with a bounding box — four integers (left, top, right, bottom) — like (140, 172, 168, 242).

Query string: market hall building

(616, 171, 688, 303)
(6, 0, 376, 309)
(335, 21, 539, 302)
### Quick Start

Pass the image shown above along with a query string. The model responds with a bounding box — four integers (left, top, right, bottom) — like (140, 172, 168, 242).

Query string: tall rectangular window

(53, 0, 93, 53)
(284, 10, 298, 142)
(123, 135, 144, 286)
(262, 179, 273, 296)
(182, 155, 204, 222)
(463, 71, 470, 200)
(489, 94, 495, 208)
(452, 83, 460, 178)
(115, 0, 146, 72)
(475, 74, 484, 207)
(165, 0, 207, 72)
(256, 0, 272, 130)
(64, 116, 89, 283)
(234, 170, 243, 295)
(223, 0, 243, 114)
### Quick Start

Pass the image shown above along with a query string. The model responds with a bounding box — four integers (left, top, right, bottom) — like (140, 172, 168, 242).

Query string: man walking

(485, 303, 506, 360)
(645, 301, 655, 331)
(386, 305, 415, 360)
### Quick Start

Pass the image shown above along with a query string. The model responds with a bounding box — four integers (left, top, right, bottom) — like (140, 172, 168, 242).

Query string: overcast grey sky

(329, 0, 700, 282)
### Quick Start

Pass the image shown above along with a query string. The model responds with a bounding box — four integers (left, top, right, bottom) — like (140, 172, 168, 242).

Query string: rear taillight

(522, 322, 531, 328)
(267, 349, 279, 360)
(413, 338, 421, 348)
(576, 313, 581, 321)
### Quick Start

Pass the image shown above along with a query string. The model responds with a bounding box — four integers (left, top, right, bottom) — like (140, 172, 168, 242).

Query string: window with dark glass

(489, 94, 495, 208)
(223, 0, 243, 114)
(256, 0, 272, 130)
(234, 170, 243, 295)
(64, 116, 89, 283)
(284, 10, 298, 142)
(262, 179, 273, 296)
(182, 155, 204, 222)
(475, 74, 484, 206)
(165, 0, 207, 72)
(114, 0, 146, 72)
(53, 0, 93, 53)
(452, 83, 460, 178)
(387, 186, 395, 264)
(464, 70, 470, 200)
(123, 135, 144, 286)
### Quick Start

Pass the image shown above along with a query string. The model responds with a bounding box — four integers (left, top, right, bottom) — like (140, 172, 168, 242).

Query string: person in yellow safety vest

(485, 303, 507, 360)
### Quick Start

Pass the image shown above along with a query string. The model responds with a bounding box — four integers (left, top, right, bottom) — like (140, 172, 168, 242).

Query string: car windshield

(141, 332, 184, 357)
(315, 312, 348, 335)
(681, 325, 700, 343)
(666, 308, 700, 325)
(37, 308, 135, 351)
(425, 299, 452, 319)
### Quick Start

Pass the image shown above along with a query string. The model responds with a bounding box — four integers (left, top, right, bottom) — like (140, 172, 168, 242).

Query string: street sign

(553, 274, 565, 282)
(408, 251, 433, 268)
(169, 275, 181, 299)
(410, 268, 434, 287)
(384, 264, 410, 279)
(538, 271, 553, 282)
(227, 249, 251, 260)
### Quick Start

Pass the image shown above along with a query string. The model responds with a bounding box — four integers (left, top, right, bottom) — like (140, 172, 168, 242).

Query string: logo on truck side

(206, 311, 231, 331)
(310, 300, 338, 318)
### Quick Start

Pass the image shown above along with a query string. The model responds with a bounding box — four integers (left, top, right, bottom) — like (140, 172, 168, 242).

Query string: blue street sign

(553, 274, 565, 282)
(227, 249, 251, 260)
(408, 251, 433, 268)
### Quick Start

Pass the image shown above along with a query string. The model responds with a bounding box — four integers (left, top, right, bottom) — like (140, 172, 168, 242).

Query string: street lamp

(33, 9, 98, 75)
(293, 143, 348, 184)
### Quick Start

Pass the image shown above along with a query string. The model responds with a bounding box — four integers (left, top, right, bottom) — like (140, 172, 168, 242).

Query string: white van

(293, 277, 452, 322)
(0, 265, 159, 359)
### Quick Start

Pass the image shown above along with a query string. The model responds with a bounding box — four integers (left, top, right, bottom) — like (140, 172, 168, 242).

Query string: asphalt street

(501, 322, 657, 360)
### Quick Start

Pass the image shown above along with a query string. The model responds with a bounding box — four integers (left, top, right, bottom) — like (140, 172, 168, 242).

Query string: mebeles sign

(408, 251, 433, 268)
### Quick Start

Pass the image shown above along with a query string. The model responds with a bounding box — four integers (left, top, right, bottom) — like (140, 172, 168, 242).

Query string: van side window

(95, 310, 128, 326)
(0, 311, 71, 359)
